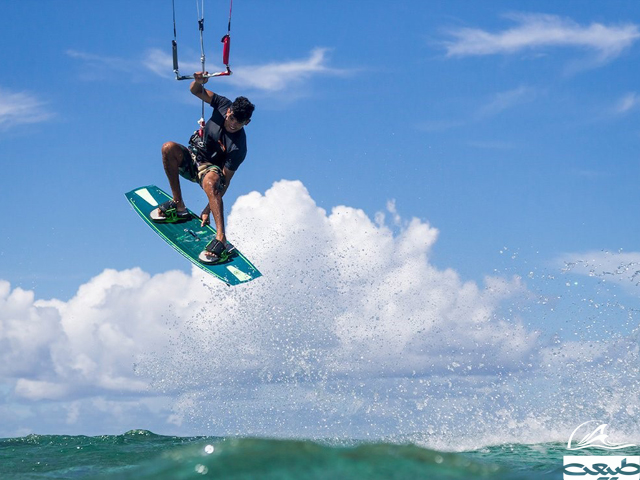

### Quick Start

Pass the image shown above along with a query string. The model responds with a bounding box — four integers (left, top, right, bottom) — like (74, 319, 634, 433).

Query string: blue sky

(1, 1, 639, 441)
(1, 0, 637, 299)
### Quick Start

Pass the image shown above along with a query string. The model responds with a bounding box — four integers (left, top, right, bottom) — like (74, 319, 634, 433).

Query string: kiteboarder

(151, 72, 254, 265)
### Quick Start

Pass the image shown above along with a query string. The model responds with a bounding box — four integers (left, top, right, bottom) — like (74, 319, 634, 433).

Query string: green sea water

(0, 429, 591, 479)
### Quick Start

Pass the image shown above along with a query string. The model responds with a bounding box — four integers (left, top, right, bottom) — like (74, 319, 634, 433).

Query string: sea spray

(132, 245, 640, 451)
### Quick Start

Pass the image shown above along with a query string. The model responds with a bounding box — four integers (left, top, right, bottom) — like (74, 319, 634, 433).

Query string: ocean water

(4, 429, 630, 479)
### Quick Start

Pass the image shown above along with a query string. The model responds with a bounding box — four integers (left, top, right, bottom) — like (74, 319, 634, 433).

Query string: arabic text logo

(563, 456, 640, 480)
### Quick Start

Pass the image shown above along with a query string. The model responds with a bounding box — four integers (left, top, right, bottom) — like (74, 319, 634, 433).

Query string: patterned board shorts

(178, 145, 224, 186)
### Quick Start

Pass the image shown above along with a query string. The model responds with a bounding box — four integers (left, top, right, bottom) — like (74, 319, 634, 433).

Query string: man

(151, 72, 254, 264)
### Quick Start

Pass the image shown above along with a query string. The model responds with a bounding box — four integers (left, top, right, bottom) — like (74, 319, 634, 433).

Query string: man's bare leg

(161, 141, 187, 212)
(201, 170, 226, 244)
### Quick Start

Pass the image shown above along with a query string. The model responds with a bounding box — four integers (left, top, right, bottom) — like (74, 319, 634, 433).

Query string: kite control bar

(171, 0, 233, 81)
(172, 35, 232, 80)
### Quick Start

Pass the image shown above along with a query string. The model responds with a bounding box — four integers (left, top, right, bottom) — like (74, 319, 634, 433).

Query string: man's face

(225, 108, 250, 133)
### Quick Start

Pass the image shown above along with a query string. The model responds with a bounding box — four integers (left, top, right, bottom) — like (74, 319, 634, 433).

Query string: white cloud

(229, 48, 348, 92)
(1, 181, 637, 444)
(0, 181, 537, 434)
(415, 86, 537, 134)
(142, 48, 175, 78)
(615, 92, 640, 114)
(559, 250, 640, 294)
(66, 50, 135, 74)
(67, 49, 154, 82)
(443, 13, 640, 63)
(14, 379, 68, 401)
(477, 85, 538, 117)
(0, 87, 53, 130)
(70, 47, 348, 92)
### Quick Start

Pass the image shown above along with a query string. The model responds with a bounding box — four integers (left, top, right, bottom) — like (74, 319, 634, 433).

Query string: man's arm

(220, 167, 235, 197)
(190, 72, 214, 104)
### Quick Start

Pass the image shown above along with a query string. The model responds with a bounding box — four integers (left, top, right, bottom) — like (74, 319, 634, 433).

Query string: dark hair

(231, 96, 255, 123)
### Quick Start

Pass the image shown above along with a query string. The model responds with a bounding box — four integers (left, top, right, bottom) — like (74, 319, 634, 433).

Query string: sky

(1, 0, 639, 445)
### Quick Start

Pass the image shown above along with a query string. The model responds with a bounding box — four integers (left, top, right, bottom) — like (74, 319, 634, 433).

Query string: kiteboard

(125, 185, 261, 286)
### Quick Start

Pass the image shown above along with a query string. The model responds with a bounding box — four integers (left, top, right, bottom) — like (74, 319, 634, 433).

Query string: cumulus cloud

(443, 13, 640, 63)
(0, 180, 539, 435)
(0, 87, 54, 131)
(3, 181, 638, 443)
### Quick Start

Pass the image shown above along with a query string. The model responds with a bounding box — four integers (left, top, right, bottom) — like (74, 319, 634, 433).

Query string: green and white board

(125, 185, 261, 286)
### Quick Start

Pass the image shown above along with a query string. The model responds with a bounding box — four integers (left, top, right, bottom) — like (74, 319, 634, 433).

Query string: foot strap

(158, 200, 178, 214)
(199, 239, 230, 264)
(205, 239, 226, 257)
(150, 200, 190, 222)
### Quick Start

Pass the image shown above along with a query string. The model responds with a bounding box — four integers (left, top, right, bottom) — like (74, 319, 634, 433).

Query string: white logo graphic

(134, 188, 159, 207)
(563, 456, 640, 480)
(226, 265, 252, 281)
(568, 421, 637, 451)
